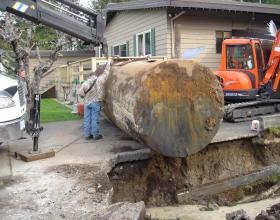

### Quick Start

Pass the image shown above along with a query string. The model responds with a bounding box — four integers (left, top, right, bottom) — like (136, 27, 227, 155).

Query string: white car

(0, 73, 26, 142)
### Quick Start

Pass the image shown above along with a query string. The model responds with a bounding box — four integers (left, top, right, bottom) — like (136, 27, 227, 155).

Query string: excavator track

(224, 100, 280, 122)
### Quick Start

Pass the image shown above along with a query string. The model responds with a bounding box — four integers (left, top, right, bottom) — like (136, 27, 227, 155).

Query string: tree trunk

(104, 60, 224, 157)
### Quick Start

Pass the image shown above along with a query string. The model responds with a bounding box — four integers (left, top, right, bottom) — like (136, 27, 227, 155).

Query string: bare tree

(0, 13, 68, 107)
(0, 13, 70, 152)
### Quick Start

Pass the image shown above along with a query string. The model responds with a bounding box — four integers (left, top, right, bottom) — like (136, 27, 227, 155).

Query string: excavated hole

(108, 138, 280, 207)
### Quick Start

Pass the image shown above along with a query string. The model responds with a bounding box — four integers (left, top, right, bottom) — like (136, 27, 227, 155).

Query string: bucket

(72, 104, 78, 114)
(78, 103, 84, 117)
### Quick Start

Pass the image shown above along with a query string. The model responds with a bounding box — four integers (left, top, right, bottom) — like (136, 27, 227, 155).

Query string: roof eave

(106, 0, 280, 15)
(170, 0, 280, 15)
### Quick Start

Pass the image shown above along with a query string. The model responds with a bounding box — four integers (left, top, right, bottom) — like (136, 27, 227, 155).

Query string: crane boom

(0, 0, 105, 46)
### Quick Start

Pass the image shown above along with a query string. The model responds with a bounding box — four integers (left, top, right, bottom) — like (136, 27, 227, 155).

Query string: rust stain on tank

(105, 59, 224, 157)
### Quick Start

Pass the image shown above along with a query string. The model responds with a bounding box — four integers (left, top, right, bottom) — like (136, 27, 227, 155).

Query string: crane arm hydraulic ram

(0, 0, 105, 46)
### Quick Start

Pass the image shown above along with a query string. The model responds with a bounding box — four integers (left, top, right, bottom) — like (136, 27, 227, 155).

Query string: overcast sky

(79, 0, 92, 7)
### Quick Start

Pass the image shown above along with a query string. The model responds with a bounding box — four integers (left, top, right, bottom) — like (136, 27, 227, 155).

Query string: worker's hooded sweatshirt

(79, 60, 111, 103)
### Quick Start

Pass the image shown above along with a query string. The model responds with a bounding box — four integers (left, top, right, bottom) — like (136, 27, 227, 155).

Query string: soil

(255, 203, 280, 220)
(109, 137, 280, 207)
(0, 163, 112, 220)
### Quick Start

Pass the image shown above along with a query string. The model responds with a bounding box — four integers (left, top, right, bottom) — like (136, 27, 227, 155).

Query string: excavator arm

(0, 0, 105, 46)
(262, 31, 280, 92)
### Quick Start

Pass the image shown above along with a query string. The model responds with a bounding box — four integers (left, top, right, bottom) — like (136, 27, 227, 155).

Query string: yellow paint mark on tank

(152, 103, 164, 119)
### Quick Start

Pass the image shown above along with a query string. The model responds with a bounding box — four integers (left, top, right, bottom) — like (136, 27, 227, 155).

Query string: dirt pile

(0, 164, 112, 219)
(255, 203, 280, 220)
(94, 201, 146, 220)
(109, 137, 280, 207)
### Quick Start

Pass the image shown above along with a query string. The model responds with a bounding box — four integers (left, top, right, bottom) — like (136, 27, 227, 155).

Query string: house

(105, 0, 280, 70)
(29, 50, 94, 96)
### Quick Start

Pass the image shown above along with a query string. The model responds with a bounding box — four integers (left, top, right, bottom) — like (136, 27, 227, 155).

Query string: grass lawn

(41, 99, 80, 123)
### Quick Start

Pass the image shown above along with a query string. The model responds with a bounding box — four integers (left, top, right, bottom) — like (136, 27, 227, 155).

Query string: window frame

(112, 42, 128, 57)
(216, 30, 232, 54)
(254, 43, 264, 70)
(226, 44, 255, 70)
(136, 29, 152, 56)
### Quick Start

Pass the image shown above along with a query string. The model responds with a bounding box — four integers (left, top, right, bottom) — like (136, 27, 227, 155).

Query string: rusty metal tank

(104, 59, 224, 157)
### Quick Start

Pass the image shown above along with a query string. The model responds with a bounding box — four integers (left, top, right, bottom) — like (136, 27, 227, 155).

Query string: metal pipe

(41, 0, 88, 22)
(32, 94, 41, 152)
(170, 11, 185, 58)
(53, 0, 97, 17)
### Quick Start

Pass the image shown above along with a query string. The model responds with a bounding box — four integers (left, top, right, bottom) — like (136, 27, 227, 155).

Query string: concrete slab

(211, 121, 258, 144)
(212, 114, 280, 144)
(1, 117, 147, 177)
(260, 113, 280, 130)
(110, 148, 152, 168)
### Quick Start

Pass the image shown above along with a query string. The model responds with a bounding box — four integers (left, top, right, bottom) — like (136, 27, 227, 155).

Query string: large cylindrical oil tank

(104, 59, 224, 157)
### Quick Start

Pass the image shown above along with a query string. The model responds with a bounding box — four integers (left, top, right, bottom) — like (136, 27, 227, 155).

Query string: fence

(53, 56, 167, 102)
(53, 57, 108, 102)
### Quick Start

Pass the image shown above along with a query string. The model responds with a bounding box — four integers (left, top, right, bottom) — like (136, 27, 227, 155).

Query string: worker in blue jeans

(79, 58, 112, 140)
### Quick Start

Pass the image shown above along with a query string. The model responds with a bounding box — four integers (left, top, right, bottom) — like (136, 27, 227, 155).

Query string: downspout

(170, 11, 185, 58)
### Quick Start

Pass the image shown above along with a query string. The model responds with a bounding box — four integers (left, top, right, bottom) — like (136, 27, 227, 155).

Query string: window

(216, 31, 232, 53)
(137, 31, 151, 56)
(255, 44, 264, 69)
(113, 46, 120, 56)
(113, 43, 128, 57)
(226, 44, 254, 70)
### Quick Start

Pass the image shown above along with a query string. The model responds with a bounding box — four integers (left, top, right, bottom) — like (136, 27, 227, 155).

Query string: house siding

(105, 9, 169, 57)
(106, 8, 274, 70)
(174, 13, 269, 70)
(29, 56, 91, 93)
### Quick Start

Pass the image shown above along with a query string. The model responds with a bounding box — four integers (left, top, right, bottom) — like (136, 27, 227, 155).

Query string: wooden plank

(15, 150, 55, 162)
(177, 165, 280, 204)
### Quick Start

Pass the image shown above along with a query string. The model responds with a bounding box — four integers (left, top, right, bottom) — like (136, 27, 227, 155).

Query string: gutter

(170, 11, 185, 58)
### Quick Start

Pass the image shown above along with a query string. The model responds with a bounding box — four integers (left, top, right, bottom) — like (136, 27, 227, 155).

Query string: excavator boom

(0, 0, 105, 46)
(263, 31, 280, 91)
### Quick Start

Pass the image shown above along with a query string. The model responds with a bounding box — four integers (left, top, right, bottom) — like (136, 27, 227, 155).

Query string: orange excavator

(215, 21, 280, 122)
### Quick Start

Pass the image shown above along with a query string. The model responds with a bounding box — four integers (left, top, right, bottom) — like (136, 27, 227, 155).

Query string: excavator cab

(215, 39, 265, 101)
(215, 22, 280, 122)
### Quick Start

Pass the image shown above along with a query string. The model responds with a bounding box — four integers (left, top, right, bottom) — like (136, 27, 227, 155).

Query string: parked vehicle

(0, 73, 26, 142)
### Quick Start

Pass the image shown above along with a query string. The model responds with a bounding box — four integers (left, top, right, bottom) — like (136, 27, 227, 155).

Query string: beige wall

(106, 9, 273, 71)
(29, 55, 92, 96)
(174, 13, 270, 70)
(29, 56, 88, 86)
(29, 56, 84, 77)
(105, 9, 170, 57)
